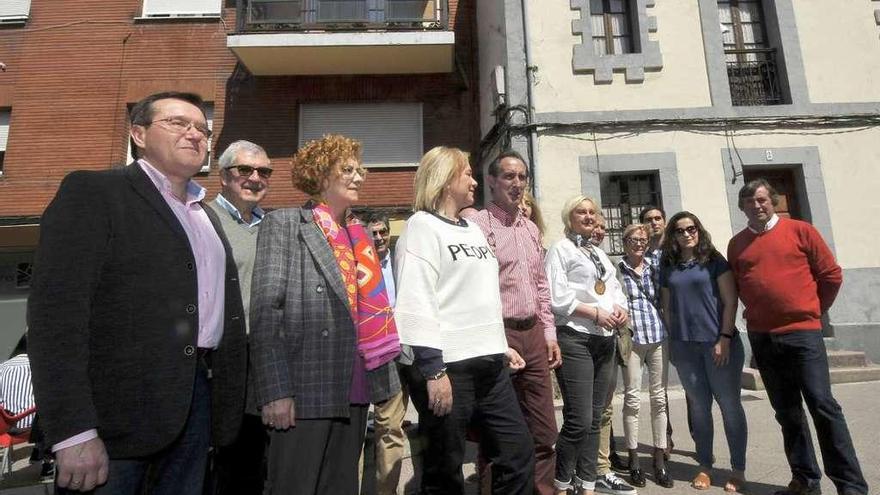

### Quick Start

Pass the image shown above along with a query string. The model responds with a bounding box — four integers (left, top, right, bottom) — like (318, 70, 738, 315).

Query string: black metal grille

(239, 0, 446, 32)
(726, 48, 783, 106)
(600, 173, 661, 256)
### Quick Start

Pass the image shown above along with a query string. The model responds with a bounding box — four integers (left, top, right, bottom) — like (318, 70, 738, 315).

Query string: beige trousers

(622, 341, 669, 450)
(373, 388, 409, 495)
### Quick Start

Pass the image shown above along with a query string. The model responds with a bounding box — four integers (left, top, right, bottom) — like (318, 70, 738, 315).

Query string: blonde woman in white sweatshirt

(394, 146, 535, 495)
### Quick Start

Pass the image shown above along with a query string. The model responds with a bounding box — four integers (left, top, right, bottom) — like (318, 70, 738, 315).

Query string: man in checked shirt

(465, 150, 561, 495)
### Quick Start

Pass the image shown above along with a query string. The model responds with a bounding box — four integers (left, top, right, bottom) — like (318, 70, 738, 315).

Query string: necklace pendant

(595, 279, 606, 295)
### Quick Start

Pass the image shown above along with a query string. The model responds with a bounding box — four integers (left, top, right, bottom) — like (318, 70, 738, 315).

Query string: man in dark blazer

(27, 91, 246, 495)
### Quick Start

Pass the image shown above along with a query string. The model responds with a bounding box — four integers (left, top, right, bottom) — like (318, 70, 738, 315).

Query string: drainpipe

(520, 0, 541, 197)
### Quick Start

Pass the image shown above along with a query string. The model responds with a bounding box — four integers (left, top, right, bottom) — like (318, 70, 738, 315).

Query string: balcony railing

(726, 48, 784, 106)
(238, 0, 447, 32)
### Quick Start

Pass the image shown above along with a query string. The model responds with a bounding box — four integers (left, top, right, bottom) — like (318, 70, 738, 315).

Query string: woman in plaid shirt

(617, 224, 674, 489)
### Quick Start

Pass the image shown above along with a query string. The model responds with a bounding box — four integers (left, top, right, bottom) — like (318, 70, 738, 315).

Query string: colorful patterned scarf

(312, 203, 400, 370)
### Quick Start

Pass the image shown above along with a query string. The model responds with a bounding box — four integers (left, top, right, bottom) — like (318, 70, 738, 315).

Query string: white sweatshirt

(393, 212, 508, 363)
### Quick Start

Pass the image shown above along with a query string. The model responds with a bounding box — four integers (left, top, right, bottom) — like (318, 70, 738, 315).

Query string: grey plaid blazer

(249, 207, 400, 418)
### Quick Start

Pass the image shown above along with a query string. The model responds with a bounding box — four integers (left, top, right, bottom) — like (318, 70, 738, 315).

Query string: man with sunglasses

(206, 140, 272, 495)
(28, 92, 246, 494)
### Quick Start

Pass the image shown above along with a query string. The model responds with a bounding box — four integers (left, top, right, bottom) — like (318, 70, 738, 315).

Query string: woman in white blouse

(545, 196, 631, 495)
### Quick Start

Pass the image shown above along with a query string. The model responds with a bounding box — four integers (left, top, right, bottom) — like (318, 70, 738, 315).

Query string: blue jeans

(670, 335, 747, 471)
(554, 328, 616, 489)
(57, 366, 212, 495)
(749, 330, 867, 495)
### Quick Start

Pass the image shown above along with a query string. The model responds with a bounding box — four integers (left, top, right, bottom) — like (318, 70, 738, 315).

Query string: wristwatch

(426, 368, 448, 381)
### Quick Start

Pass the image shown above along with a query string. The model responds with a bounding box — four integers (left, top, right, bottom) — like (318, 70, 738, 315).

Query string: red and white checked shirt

(467, 203, 557, 342)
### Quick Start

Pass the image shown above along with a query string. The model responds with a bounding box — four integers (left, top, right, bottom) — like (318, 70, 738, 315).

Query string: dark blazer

(27, 164, 247, 458)
(250, 207, 400, 419)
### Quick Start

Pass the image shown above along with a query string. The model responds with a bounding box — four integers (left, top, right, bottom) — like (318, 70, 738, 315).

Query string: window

(718, 0, 782, 105)
(141, 0, 221, 17)
(599, 173, 661, 256)
(299, 103, 422, 168)
(571, 0, 662, 84)
(590, 0, 633, 55)
(0, 0, 30, 23)
(0, 109, 9, 177)
(127, 104, 214, 172)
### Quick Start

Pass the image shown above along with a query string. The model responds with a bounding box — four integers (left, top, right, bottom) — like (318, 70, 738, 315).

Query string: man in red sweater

(727, 179, 867, 495)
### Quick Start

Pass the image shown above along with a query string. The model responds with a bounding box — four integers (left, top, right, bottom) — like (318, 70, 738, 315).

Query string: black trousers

(409, 354, 535, 495)
(750, 330, 867, 495)
(554, 328, 616, 488)
(206, 414, 267, 495)
(263, 405, 368, 495)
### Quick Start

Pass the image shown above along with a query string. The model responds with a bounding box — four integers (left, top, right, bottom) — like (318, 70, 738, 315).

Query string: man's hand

(262, 397, 296, 430)
(55, 437, 109, 492)
(506, 347, 526, 371)
(427, 375, 453, 417)
(546, 341, 562, 369)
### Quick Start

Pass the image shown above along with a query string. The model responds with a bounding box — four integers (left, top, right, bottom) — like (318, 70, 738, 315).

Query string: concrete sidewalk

(362, 381, 878, 495)
(2, 381, 877, 494)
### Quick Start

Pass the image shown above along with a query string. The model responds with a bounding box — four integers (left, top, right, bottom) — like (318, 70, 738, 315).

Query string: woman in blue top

(659, 211, 747, 493)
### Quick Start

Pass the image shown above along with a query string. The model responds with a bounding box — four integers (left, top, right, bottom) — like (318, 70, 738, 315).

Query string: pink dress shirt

(467, 203, 557, 342)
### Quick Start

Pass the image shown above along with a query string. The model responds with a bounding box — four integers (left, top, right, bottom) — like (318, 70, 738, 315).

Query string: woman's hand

(427, 375, 453, 417)
(713, 338, 731, 367)
(610, 304, 629, 327)
(506, 347, 527, 371)
(262, 397, 296, 430)
(595, 307, 617, 329)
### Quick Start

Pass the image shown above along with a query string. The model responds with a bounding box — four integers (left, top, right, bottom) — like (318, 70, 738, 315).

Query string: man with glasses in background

(28, 92, 246, 494)
(206, 140, 272, 495)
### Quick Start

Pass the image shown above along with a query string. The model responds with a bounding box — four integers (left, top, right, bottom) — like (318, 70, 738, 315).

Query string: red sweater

(727, 218, 842, 333)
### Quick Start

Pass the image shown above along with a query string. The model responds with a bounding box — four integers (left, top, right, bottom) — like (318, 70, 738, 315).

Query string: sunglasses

(674, 225, 698, 236)
(230, 165, 273, 179)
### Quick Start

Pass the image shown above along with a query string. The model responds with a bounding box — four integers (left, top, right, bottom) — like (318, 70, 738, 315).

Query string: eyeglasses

(625, 237, 648, 246)
(149, 117, 212, 139)
(674, 225, 698, 237)
(341, 164, 367, 179)
(230, 165, 273, 179)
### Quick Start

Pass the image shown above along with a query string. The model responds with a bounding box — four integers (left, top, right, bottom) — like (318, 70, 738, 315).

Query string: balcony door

(718, 0, 782, 105)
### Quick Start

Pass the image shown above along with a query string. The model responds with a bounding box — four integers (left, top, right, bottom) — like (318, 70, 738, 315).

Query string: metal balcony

(726, 48, 784, 106)
(228, 0, 454, 76)
(238, 0, 447, 32)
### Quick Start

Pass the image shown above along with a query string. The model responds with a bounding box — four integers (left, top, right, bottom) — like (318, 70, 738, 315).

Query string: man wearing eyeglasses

(28, 91, 246, 495)
(206, 140, 271, 495)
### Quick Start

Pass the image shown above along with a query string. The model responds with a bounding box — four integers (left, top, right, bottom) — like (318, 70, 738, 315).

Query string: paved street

(2, 381, 877, 494)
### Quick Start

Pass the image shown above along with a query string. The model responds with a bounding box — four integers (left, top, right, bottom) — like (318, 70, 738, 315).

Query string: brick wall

(0, 0, 479, 217)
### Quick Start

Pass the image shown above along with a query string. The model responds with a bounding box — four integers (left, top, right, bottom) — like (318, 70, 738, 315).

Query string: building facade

(477, 0, 880, 360)
(0, 0, 479, 355)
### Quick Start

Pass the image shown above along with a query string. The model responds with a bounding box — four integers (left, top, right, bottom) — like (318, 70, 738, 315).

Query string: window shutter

(0, 0, 30, 21)
(142, 0, 221, 17)
(0, 111, 10, 151)
(299, 103, 422, 168)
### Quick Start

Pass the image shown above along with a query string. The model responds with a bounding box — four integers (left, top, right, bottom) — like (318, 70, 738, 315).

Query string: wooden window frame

(591, 0, 634, 56)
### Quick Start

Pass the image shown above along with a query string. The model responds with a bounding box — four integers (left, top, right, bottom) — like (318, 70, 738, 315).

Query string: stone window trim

(571, 0, 663, 84)
(720, 145, 835, 253)
(578, 151, 682, 219)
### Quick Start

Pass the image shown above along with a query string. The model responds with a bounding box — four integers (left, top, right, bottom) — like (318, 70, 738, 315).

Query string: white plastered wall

(527, 0, 712, 113)
(794, 0, 880, 103)
(535, 127, 880, 268)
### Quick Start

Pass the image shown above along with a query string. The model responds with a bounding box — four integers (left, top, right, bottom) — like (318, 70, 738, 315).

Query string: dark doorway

(743, 168, 802, 220)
